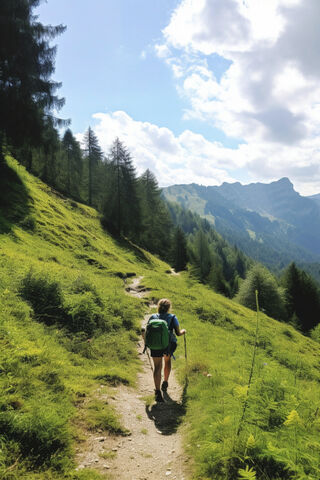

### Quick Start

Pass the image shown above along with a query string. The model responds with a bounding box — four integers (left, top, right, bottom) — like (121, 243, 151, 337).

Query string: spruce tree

(236, 264, 286, 321)
(62, 129, 83, 200)
(40, 117, 60, 187)
(209, 261, 230, 297)
(83, 127, 103, 207)
(102, 138, 140, 237)
(283, 262, 320, 331)
(0, 0, 66, 162)
(189, 230, 212, 282)
(138, 169, 172, 259)
(172, 226, 188, 272)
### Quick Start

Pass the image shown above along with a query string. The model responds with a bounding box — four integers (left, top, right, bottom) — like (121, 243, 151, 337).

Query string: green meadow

(1, 157, 320, 479)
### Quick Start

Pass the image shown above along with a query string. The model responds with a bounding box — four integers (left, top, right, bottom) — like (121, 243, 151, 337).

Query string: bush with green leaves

(19, 270, 68, 326)
(66, 291, 106, 335)
(0, 405, 72, 469)
(236, 264, 287, 321)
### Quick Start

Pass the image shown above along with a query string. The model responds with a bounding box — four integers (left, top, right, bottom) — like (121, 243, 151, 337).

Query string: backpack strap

(167, 314, 176, 332)
(158, 312, 175, 330)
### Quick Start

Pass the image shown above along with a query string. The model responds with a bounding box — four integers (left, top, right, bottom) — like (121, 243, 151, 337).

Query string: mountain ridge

(162, 177, 320, 270)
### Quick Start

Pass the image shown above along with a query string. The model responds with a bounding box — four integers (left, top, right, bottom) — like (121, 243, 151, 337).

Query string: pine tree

(138, 169, 173, 259)
(102, 138, 140, 237)
(62, 129, 83, 200)
(236, 264, 286, 321)
(283, 262, 320, 331)
(41, 118, 60, 186)
(189, 230, 212, 282)
(0, 0, 66, 163)
(172, 226, 188, 272)
(209, 261, 230, 297)
(83, 127, 103, 207)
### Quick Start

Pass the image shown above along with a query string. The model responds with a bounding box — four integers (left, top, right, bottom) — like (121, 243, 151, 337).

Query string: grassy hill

(2, 157, 320, 479)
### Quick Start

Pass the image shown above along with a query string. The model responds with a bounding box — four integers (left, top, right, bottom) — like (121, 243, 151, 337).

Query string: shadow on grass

(0, 160, 32, 233)
(100, 219, 152, 264)
(114, 236, 152, 264)
(145, 378, 188, 435)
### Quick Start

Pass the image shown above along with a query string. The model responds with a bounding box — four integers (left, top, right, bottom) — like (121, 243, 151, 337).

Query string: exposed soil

(75, 276, 191, 480)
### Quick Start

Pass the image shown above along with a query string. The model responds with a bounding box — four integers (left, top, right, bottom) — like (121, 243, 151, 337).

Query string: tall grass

(144, 270, 320, 479)
(2, 157, 320, 479)
(0, 157, 160, 479)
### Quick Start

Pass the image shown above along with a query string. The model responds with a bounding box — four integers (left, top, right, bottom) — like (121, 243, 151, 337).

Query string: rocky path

(75, 276, 190, 480)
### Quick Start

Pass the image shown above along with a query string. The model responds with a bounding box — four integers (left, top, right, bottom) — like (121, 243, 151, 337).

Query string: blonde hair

(157, 298, 171, 314)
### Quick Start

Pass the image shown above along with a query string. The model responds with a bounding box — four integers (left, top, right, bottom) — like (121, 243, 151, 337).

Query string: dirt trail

(76, 276, 190, 480)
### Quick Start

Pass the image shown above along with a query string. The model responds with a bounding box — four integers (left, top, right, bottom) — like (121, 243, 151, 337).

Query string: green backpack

(144, 314, 173, 350)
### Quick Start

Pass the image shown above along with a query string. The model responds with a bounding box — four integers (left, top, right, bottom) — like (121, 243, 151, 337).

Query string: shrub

(66, 291, 106, 335)
(0, 405, 72, 468)
(72, 276, 103, 307)
(19, 271, 67, 326)
(310, 324, 320, 343)
(236, 264, 286, 321)
(19, 214, 36, 231)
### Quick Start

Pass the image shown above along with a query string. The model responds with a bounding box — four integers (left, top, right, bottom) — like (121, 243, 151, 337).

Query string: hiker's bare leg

(152, 357, 162, 390)
(163, 354, 171, 382)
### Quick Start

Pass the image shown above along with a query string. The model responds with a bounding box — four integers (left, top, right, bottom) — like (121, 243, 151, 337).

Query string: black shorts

(150, 342, 177, 358)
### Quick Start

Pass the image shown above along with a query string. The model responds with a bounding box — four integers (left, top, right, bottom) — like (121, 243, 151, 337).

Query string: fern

(284, 409, 301, 427)
(238, 465, 257, 480)
(246, 434, 256, 449)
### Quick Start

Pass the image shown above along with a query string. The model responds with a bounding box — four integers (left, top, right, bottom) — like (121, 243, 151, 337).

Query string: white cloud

(154, 43, 171, 59)
(152, 0, 320, 194)
(78, 110, 320, 196)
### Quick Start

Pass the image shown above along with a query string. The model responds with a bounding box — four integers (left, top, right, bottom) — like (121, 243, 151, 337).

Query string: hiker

(143, 298, 186, 403)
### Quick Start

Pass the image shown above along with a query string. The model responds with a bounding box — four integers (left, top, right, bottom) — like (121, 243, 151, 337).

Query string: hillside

(162, 180, 320, 273)
(2, 158, 320, 479)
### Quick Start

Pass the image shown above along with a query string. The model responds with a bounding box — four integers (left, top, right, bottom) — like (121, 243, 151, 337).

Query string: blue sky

(36, 0, 320, 195)
(37, 0, 235, 144)
(37, 1, 187, 134)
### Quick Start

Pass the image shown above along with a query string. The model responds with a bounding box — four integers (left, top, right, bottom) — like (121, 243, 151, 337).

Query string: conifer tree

(83, 127, 103, 207)
(189, 230, 212, 282)
(102, 138, 140, 237)
(236, 264, 286, 321)
(0, 0, 66, 164)
(209, 261, 230, 296)
(282, 262, 320, 331)
(62, 129, 83, 200)
(172, 226, 188, 272)
(138, 169, 172, 258)
(41, 118, 60, 186)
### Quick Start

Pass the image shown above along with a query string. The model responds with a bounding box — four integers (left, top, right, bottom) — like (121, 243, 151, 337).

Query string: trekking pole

(183, 333, 189, 393)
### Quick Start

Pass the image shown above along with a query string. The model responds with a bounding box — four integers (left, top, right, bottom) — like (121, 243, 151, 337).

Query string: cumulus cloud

(154, 0, 320, 192)
(78, 110, 320, 195)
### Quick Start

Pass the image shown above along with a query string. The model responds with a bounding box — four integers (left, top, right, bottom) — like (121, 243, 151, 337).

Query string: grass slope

(1, 158, 320, 479)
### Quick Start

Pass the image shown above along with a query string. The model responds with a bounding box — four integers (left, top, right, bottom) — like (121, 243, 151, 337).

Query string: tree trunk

(0, 131, 5, 166)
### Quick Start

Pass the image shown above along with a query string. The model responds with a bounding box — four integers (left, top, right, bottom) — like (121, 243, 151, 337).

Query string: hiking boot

(155, 389, 164, 403)
(161, 380, 168, 392)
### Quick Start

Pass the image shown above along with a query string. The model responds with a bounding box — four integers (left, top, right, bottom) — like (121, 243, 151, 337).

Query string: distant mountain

(162, 179, 320, 272)
(308, 193, 320, 209)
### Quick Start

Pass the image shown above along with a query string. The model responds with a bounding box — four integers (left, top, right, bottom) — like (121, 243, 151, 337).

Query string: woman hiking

(143, 298, 186, 403)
